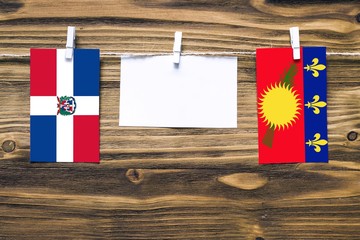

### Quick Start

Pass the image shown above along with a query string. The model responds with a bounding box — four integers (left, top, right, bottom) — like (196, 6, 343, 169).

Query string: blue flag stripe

(74, 49, 100, 96)
(30, 116, 57, 162)
(303, 47, 328, 163)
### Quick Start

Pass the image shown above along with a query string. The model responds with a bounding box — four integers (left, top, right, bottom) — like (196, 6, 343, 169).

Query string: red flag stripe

(73, 116, 99, 163)
(30, 49, 57, 96)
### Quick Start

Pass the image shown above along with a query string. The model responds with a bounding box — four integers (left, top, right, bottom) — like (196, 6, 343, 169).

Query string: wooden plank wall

(0, 0, 359, 239)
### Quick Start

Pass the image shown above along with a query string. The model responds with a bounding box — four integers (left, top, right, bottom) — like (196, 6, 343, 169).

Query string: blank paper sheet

(119, 55, 237, 128)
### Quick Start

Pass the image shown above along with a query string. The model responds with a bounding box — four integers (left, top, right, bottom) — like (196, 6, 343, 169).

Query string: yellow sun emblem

(259, 82, 301, 130)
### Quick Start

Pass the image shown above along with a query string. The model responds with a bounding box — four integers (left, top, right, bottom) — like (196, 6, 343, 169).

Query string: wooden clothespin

(173, 31, 182, 64)
(290, 27, 300, 60)
(65, 26, 76, 59)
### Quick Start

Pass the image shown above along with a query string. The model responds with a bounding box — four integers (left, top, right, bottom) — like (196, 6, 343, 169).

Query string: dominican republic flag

(257, 47, 328, 164)
(30, 49, 100, 163)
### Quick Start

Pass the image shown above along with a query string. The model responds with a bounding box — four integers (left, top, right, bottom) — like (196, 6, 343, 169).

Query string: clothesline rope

(0, 51, 360, 58)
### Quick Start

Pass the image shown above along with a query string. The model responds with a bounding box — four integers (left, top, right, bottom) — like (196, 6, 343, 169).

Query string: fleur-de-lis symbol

(306, 133, 328, 153)
(305, 95, 327, 114)
(304, 58, 326, 77)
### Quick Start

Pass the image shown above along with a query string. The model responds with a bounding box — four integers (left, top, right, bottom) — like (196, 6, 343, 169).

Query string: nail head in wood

(347, 131, 358, 141)
(356, 13, 360, 23)
(125, 169, 144, 184)
(2, 140, 16, 153)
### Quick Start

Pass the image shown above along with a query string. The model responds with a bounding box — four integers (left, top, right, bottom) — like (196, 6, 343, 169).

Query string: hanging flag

(30, 49, 100, 163)
(256, 47, 328, 164)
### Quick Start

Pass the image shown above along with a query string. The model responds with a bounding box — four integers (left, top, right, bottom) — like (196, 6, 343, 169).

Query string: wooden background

(1, 0, 360, 239)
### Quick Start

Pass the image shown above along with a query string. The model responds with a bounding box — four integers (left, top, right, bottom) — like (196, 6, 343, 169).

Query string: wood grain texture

(0, 0, 359, 239)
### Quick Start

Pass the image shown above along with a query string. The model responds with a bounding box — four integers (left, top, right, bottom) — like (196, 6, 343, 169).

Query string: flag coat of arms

(256, 47, 328, 164)
(30, 49, 100, 163)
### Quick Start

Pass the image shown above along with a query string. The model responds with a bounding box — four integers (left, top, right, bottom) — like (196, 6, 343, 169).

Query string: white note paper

(119, 55, 237, 128)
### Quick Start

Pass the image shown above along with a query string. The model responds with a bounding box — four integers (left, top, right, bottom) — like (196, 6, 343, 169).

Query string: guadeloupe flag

(256, 47, 328, 164)
(30, 49, 100, 163)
